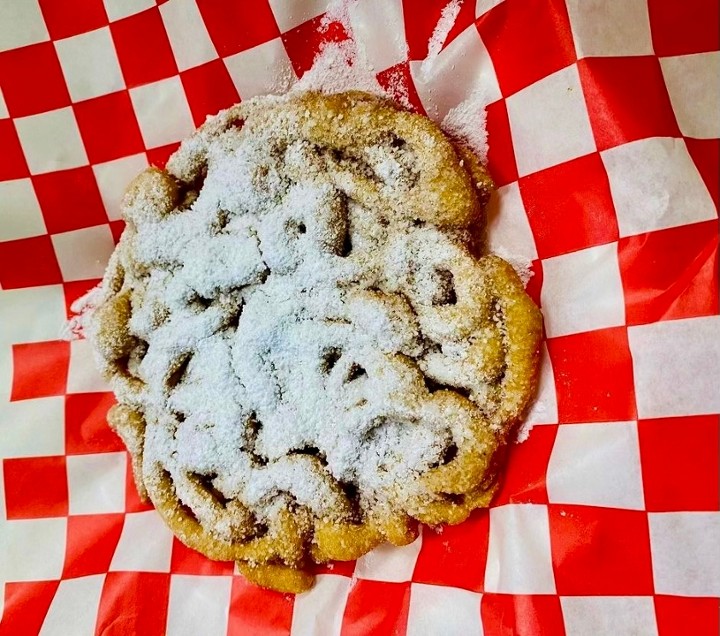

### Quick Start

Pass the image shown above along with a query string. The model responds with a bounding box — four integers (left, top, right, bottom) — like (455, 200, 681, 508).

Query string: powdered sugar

(421, 0, 462, 77)
(292, 40, 385, 97)
(442, 90, 491, 163)
(95, 95, 516, 535)
(61, 284, 103, 340)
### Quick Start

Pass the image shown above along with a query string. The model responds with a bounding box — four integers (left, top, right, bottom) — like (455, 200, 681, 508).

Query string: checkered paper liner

(0, 0, 718, 634)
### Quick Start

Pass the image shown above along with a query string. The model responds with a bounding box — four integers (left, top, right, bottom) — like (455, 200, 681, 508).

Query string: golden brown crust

(89, 91, 542, 593)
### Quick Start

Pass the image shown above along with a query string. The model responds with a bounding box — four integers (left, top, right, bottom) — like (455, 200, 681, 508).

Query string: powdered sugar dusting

(295, 0, 384, 97)
(292, 40, 385, 97)
(62, 284, 103, 340)
(421, 0, 462, 77)
(95, 95, 517, 537)
(442, 89, 491, 163)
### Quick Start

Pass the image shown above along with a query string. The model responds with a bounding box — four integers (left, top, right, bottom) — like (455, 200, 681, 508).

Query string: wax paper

(0, 0, 718, 634)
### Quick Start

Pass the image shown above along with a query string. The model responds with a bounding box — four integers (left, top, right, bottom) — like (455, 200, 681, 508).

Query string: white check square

(661, 52, 720, 140)
(561, 596, 658, 636)
(110, 511, 174, 572)
(14, 108, 88, 175)
(649, 512, 720, 596)
(166, 575, 232, 636)
(67, 452, 126, 515)
(355, 535, 422, 582)
(0, 285, 66, 344)
(628, 316, 720, 419)
(40, 575, 106, 636)
(224, 37, 296, 100)
(130, 77, 195, 149)
(103, 0, 155, 22)
(541, 243, 625, 338)
(547, 422, 644, 509)
(68, 338, 111, 393)
(566, 0, 653, 58)
(55, 27, 124, 102)
(485, 182, 538, 262)
(160, 0, 218, 72)
(0, 0, 49, 53)
(0, 397, 65, 459)
(290, 574, 351, 636)
(268, 0, 327, 32)
(347, 0, 407, 71)
(602, 137, 717, 237)
(507, 64, 596, 177)
(484, 504, 556, 593)
(0, 178, 46, 241)
(407, 584, 482, 636)
(52, 225, 115, 282)
(522, 343, 559, 428)
(0, 518, 67, 582)
(411, 25, 501, 122)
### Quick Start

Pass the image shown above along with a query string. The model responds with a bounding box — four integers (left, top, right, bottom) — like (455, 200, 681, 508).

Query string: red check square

(639, 415, 719, 512)
(547, 327, 637, 423)
(481, 594, 566, 636)
(147, 142, 180, 170)
(341, 580, 410, 636)
(0, 42, 70, 117)
(74, 91, 145, 164)
(62, 513, 125, 578)
(413, 510, 489, 591)
(3, 456, 69, 519)
(32, 167, 108, 235)
(0, 119, 30, 180)
(196, 0, 280, 57)
(39, 0, 108, 40)
(282, 15, 349, 78)
(654, 596, 720, 636)
(63, 279, 102, 318)
(227, 575, 294, 636)
(65, 392, 125, 455)
(579, 56, 680, 152)
(0, 236, 62, 289)
(485, 98, 518, 187)
(548, 504, 653, 595)
(648, 0, 720, 56)
(402, 0, 476, 60)
(476, 0, 576, 96)
(619, 221, 719, 326)
(377, 63, 425, 115)
(170, 539, 234, 576)
(520, 153, 619, 259)
(11, 341, 70, 401)
(96, 573, 171, 636)
(1, 581, 59, 636)
(524, 259, 543, 309)
(110, 7, 177, 87)
(494, 425, 557, 506)
(181, 60, 240, 127)
(110, 220, 125, 244)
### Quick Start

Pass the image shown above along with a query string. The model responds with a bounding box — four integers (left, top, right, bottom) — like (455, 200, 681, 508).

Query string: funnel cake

(88, 91, 542, 593)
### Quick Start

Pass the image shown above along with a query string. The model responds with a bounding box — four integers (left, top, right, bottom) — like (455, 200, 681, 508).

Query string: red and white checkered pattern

(1, 0, 718, 633)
